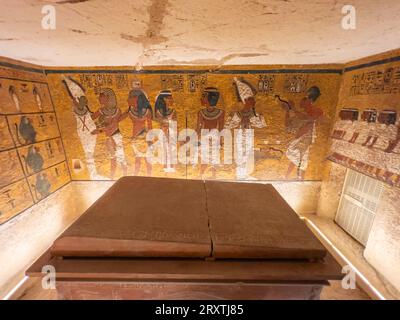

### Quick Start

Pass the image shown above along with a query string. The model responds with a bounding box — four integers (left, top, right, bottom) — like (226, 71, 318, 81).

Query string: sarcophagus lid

(51, 177, 326, 260)
(205, 181, 326, 259)
(51, 177, 211, 258)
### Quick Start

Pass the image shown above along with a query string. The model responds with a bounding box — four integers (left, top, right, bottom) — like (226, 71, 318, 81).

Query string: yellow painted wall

(46, 66, 342, 182)
(0, 56, 343, 223)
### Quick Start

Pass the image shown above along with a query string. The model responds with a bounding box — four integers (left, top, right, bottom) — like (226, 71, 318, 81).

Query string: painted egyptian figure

(346, 109, 376, 145)
(9, 85, 20, 112)
(32, 86, 43, 112)
(225, 78, 266, 180)
(360, 109, 380, 148)
(24, 146, 44, 173)
(386, 127, 400, 153)
(279, 86, 323, 180)
(154, 90, 177, 172)
(225, 78, 266, 130)
(196, 87, 225, 179)
(125, 89, 153, 176)
(331, 108, 359, 141)
(17, 116, 36, 145)
(91, 87, 128, 179)
(373, 110, 399, 152)
(362, 110, 398, 150)
(62, 76, 105, 179)
(34, 172, 51, 199)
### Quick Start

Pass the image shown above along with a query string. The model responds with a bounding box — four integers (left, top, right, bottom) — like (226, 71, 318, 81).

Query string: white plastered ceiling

(0, 0, 400, 67)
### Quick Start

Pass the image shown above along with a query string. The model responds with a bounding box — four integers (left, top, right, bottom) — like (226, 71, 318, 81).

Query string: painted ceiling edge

(1, 48, 400, 74)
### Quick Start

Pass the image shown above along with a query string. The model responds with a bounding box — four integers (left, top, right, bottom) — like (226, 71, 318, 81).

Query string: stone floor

(1, 181, 372, 300)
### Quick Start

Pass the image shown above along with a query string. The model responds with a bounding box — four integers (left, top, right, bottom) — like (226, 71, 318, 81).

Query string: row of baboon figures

(61, 76, 326, 180)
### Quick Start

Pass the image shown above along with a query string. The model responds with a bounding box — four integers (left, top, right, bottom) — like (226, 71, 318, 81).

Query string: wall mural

(329, 107, 400, 187)
(328, 62, 400, 188)
(48, 69, 340, 182)
(0, 63, 344, 223)
(0, 69, 70, 225)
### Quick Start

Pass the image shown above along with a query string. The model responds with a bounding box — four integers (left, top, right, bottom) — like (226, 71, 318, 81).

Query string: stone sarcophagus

(27, 177, 342, 300)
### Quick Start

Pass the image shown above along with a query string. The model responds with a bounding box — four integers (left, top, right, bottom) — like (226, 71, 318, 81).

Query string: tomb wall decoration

(0, 58, 71, 224)
(46, 66, 342, 182)
(328, 54, 400, 188)
(320, 49, 400, 293)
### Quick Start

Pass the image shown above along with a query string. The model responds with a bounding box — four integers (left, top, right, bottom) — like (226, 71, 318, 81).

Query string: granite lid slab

(51, 177, 326, 260)
(205, 180, 327, 260)
(51, 177, 211, 258)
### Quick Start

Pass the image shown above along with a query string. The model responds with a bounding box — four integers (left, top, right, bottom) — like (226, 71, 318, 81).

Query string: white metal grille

(335, 169, 383, 246)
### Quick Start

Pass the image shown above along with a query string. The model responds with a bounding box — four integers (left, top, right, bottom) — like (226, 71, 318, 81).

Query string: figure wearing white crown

(225, 78, 266, 180)
(62, 76, 108, 180)
(225, 77, 266, 130)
